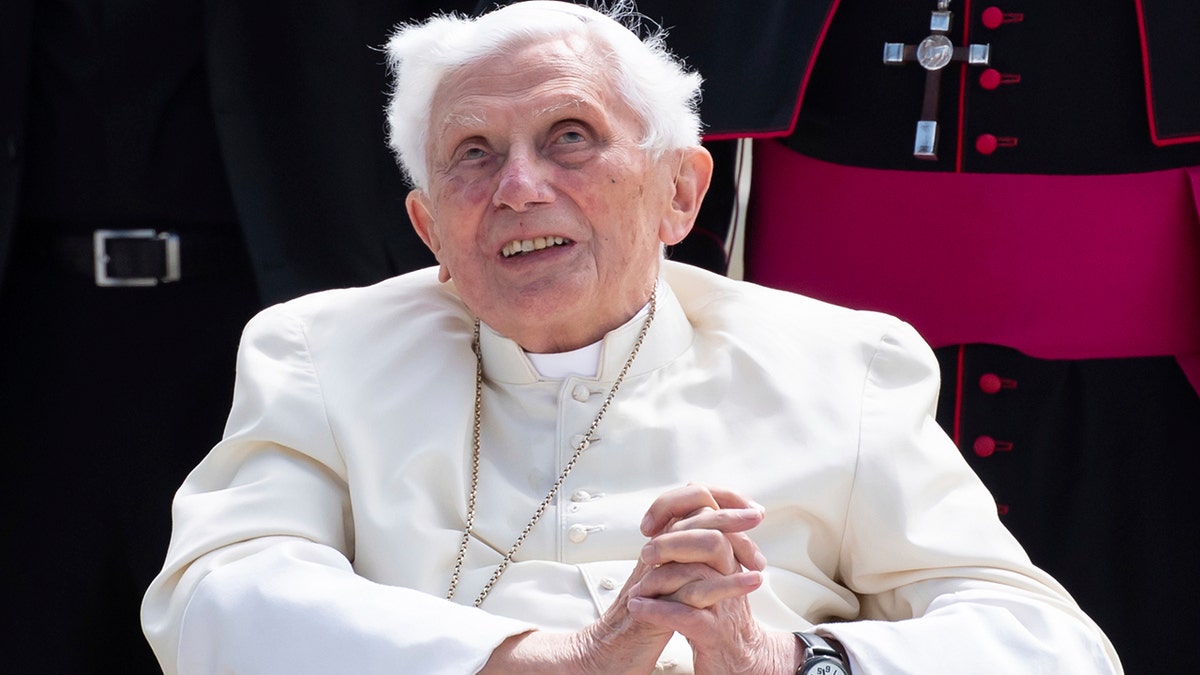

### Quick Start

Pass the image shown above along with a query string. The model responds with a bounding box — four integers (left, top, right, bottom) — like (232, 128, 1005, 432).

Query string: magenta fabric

(747, 140, 1200, 387)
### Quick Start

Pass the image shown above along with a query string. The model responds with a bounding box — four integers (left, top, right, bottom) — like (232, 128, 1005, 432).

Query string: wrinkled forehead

(434, 34, 608, 100)
(427, 33, 631, 133)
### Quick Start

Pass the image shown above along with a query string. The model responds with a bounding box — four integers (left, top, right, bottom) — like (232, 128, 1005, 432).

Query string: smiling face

(406, 35, 711, 353)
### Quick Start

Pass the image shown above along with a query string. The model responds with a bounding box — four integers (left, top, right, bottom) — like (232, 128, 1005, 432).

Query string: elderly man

(141, 2, 1121, 673)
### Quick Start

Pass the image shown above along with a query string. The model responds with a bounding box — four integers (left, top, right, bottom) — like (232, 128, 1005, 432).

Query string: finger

(641, 483, 762, 536)
(666, 505, 765, 536)
(668, 571, 763, 609)
(625, 591, 758, 639)
(626, 595, 717, 634)
(632, 564, 763, 609)
(656, 505, 714, 537)
(728, 531, 768, 572)
(641, 484, 720, 536)
(642, 528, 768, 573)
(642, 529, 739, 574)
(629, 561, 720, 599)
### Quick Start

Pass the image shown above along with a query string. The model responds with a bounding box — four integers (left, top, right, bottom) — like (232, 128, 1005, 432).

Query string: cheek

(587, 167, 649, 215)
(432, 180, 495, 249)
(591, 184, 660, 251)
(439, 175, 495, 212)
(459, 180, 495, 207)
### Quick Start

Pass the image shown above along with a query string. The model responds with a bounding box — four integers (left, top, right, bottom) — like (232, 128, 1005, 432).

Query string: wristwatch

(793, 632, 851, 675)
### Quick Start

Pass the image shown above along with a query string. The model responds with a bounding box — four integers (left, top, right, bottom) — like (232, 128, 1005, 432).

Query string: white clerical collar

(525, 300, 652, 379)
(525, 342, 602, 379)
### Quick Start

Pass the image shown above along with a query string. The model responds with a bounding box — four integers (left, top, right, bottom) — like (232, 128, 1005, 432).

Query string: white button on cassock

(571, 384, 590, 402)
(568, 524, 590, 543)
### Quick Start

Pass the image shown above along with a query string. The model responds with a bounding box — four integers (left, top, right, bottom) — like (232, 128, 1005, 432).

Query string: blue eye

(462, 147, 487, 160)
(558, 131, 585, 144)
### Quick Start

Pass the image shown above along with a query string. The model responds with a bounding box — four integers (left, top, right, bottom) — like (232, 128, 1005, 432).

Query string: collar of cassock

(478, 278, 693, 385)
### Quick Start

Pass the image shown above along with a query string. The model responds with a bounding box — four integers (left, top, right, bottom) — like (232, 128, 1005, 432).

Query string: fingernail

(640, 512, 653, 533)
(754, 551, 768, 570)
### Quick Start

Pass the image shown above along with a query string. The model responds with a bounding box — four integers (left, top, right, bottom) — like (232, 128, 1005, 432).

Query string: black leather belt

(52, 229, 236, 287)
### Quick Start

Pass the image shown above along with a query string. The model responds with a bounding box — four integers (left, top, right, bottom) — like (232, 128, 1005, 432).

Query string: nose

(492, 149, 553, 211)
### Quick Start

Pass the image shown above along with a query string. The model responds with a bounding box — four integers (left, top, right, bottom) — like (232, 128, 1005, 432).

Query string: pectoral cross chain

(883, 0, 990, 159)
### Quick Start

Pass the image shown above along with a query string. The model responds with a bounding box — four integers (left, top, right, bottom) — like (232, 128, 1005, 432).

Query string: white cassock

(141, 260, 1121, 674)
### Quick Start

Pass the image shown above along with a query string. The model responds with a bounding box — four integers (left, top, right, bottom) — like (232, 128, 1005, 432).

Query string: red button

(979, 68, 1001, 90)
(973, 436, 1014, 456)
(975, 134, 1018, 155)
(980, 373, 1002, 394)
(982, 6, 1005, 29)
(974, 435, 997, 457)
(979, 374, 1017, 393)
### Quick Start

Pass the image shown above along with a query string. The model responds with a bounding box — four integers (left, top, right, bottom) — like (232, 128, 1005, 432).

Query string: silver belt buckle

(93, 229, 182, 287)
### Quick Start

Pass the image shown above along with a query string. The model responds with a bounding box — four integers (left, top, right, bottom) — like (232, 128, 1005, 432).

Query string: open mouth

(501, 236, 571, 258)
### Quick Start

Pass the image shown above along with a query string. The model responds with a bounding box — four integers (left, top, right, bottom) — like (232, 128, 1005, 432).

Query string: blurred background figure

(0, 1, 470, 670)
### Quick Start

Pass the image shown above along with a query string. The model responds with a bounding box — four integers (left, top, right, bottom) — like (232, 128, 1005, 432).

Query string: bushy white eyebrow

(535, 97, 589, 118)
(441, 112, 487, 129)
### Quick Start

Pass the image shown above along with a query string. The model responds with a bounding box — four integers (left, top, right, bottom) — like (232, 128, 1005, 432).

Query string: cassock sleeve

(815, 319, 1121, 673)
(140, 304, 533, 675)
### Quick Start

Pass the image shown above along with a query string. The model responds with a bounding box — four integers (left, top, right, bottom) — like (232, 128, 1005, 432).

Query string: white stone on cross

(883, 0, 991, 159)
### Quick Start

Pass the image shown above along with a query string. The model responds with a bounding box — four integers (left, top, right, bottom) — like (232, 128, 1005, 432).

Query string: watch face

(801, 655, 849, 675)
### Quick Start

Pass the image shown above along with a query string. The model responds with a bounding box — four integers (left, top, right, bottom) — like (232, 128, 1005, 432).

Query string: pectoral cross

(883, 0, 990, 159)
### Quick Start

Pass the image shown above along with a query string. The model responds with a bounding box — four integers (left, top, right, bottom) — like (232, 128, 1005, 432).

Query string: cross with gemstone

(883, 0, 991, 159)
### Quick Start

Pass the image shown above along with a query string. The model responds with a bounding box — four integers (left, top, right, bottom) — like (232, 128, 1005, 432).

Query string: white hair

(383, 0, 703, 191)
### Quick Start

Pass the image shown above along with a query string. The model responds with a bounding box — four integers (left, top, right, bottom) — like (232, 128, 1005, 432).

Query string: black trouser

(0, 223, 259, 673)
(936, 344, 1200, 674)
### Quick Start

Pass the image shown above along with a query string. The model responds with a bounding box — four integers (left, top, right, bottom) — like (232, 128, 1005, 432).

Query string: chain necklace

(446, 287, 658, 607)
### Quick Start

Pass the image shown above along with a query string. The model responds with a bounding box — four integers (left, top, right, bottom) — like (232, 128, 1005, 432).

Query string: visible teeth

(502, 236, 568, 258)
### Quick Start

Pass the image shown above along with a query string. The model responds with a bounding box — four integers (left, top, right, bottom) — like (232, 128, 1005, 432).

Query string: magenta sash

(747, 140, 1200, 388)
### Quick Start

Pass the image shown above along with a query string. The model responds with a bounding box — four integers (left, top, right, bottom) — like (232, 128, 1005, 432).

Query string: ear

(658, 146, 714, 246)
(407, 190, 452, 282)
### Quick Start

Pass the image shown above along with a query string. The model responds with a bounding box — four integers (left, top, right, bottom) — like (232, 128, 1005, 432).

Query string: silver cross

(883, 0, 991, 159)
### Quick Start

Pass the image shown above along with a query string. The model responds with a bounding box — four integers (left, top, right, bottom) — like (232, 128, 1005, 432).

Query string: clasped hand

(624, 483, 795, 674)
(483, 484, 797, 674)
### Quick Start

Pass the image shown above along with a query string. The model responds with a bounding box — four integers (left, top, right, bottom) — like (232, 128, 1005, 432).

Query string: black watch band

(794, 632, 851, 675)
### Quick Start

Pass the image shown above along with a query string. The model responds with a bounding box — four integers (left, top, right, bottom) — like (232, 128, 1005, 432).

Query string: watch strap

(794, 631, 850, 674)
